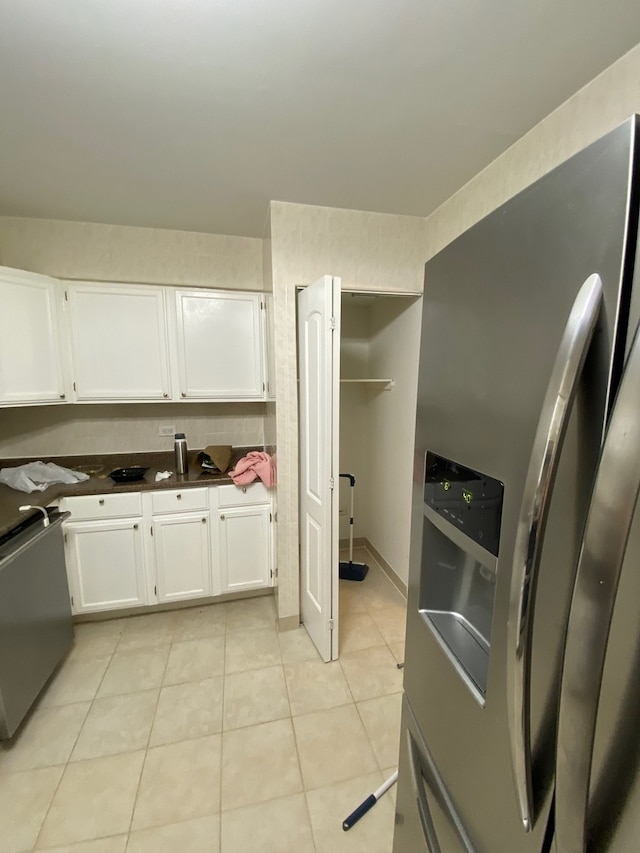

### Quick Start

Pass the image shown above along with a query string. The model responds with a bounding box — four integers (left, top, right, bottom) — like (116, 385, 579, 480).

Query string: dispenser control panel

(424, 451, 504, 556)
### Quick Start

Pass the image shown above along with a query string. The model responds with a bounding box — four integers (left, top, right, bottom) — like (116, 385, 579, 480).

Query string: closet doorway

(297, 275, 420, 661)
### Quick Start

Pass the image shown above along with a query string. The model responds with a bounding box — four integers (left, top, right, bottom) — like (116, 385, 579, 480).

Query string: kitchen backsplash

(0, 403, 266, 458)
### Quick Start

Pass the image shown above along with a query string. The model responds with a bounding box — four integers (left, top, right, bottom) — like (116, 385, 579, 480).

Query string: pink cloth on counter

(230, 451, 275, 487)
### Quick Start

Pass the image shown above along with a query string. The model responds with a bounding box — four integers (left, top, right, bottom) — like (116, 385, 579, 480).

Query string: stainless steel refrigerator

(393, 116, 640, 853)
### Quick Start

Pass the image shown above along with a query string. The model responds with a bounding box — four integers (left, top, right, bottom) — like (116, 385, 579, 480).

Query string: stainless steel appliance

(393, 116, 640, 852)
(0, 508, 73, 738)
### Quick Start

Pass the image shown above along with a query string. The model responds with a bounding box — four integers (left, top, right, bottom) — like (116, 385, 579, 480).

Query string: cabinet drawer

(62, 492, 142, 521)
(217, 482, 269, 508)
(151, 487, 209, 514)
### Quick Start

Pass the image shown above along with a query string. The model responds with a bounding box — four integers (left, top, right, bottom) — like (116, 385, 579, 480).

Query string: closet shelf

(340, 378, 394, 390)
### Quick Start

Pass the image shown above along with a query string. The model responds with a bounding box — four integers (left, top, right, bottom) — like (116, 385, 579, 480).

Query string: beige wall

(364, 297, 422, 585)
(0, 217, 263, 289)
(338, 299, 372, 542)
(0, 403, 265, 459)
(269, 202, 428, 624)
(338, 295, 422, 586)
(262, 209, 277, 451)
(270, 201, 428, 294)
(423, 43, 640, 261)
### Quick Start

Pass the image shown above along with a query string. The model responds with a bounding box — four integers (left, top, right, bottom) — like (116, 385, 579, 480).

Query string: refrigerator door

(398, 118, 640, 853)
(555, 318, 640, 853)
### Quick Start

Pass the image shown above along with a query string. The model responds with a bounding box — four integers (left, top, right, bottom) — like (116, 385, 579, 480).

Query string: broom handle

(339, 474, 356, 564)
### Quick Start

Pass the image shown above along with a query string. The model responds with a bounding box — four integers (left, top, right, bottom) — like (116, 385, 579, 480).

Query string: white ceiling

(1, 1, 639, 238)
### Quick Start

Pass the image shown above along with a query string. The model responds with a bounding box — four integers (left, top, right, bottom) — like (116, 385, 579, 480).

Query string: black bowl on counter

(109, 466, 149, 483)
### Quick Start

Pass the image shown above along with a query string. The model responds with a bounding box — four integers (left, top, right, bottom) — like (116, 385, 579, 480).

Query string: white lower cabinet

(62, 484, 273, 615)
(64, 518, 148, 614)
(218, 504, 272, 593)
(152, 512, 213, 602)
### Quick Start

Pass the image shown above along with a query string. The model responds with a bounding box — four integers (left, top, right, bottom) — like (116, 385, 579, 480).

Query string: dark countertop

(0, 448, 256, 538)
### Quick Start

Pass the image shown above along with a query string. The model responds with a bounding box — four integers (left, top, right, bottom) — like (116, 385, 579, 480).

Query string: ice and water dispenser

(419, 452, 504, 703)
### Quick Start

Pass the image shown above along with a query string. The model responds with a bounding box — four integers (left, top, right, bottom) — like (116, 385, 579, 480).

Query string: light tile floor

(0, 548, 406, 852)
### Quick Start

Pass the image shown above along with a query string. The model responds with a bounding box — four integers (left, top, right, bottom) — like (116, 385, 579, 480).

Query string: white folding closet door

(297, 275, 340, 662)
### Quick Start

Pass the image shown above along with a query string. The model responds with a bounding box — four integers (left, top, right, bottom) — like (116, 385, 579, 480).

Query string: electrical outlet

(158, 425, 176, 437)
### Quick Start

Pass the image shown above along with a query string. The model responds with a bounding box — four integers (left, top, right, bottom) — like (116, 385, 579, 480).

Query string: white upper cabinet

(67, 283, 171, 401)
(1, 269, 271, 405)
(175, 290, 265, 400)
(0, 266, 68, 404)
(265, 292, 276, 400)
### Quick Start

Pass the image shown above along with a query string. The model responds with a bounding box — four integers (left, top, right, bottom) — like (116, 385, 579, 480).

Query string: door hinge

(150, 526, 153, 536)
(73, 381, 77, 391)
(269, 512, 273, 523)
(261, 300, 265, 310)
(329, 477, 335, 490)
(329, 619, 335, 630)
(263, 381, 266, 392)
(329, 316, 336, 330)
(154, 585, 157, 596)
(64, 532, 68, 544)
(70, 595, 74, 607)
(64, 290, 68, 301)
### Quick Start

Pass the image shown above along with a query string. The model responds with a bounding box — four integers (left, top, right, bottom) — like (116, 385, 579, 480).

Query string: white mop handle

(373, 770, 398, 800)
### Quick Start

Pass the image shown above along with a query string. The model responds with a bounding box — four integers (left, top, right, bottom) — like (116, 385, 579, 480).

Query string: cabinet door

(64, 518, 148, 614)
(68, 284, 171, 400)
(176, 290, 264, 399)
(265, 293, 276, 400)
(0, 267, 67, 404)
(153, 512, 212, 602)
(218, 505, 272, 593)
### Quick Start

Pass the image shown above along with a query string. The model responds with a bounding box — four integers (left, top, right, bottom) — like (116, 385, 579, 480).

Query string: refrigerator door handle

(506, 273, 603, 832)
(555, 317, 640, 853)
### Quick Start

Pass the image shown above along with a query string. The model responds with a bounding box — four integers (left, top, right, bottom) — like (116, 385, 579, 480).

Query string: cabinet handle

(242, 487, 247, 494)
(98, 499, 105, 505)
(133, 523, 139, 530)
(59, 393, 65, 399)
(181, 391, 186, 398)
(163, 392, 169, 398)
(176, 493, 182, 500)
(220, 514, 225, 521)
(202, 517, 207, 523)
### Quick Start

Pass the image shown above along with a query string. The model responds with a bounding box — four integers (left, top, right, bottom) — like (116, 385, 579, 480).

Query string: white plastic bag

(0, 462, 90, 494)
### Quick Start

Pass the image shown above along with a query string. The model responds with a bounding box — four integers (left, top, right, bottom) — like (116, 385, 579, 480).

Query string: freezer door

(555, 319, 640, 852)
(393, 695, 475, 853)
(400, 118, 639, 853)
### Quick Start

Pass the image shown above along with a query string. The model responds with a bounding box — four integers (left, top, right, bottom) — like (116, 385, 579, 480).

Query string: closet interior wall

(338, 292, 421, 587)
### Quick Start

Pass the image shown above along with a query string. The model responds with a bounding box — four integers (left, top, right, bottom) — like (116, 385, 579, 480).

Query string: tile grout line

(218, 608, 227, 852)
(340, 560, 406, 778)
(220, 601, 280, 843)
(123, 618, 176, 848)
(30, 634, 121, 852)
(288, 697, 319, 852)
(280, 642, 317, 846)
